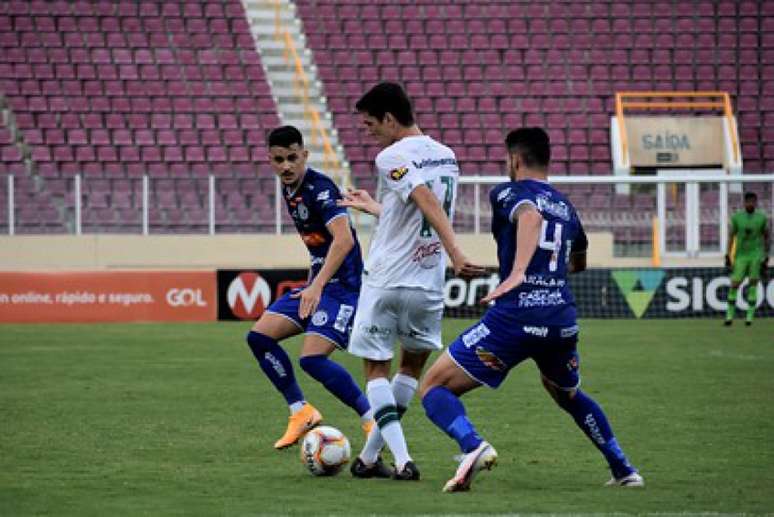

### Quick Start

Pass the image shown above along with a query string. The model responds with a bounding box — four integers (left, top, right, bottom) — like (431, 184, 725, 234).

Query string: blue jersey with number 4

(489, 179, 587, 326)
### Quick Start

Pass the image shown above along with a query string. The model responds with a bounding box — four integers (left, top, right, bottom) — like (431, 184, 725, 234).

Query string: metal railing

(4, 173, 772, 241)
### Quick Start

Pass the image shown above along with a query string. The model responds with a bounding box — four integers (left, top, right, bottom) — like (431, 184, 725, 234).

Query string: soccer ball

(300, 425, 351, 476)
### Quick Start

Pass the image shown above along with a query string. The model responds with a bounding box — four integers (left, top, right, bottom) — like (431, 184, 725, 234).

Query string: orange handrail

(273, 0, 347, 186)
(615, 91, 740, 164)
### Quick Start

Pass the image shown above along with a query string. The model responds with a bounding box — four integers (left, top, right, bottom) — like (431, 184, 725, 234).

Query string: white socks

(361, 374, 418, 466)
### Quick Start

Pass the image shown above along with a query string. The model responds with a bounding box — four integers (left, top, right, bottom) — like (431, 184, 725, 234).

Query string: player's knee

(541, 375, 576, 408)
(246, 330, 274, 354)
(298, 354, 326, 376)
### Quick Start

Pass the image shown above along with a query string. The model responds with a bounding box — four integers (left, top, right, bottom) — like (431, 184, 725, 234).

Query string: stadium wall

(0, 232, 633, 270)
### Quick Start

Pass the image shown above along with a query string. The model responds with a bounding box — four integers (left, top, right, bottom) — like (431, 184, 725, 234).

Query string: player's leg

(298, 334, 372, 430)
(536, 333, 642, 487)
(725, 257, 747, 324)
(419, 315, 519, 492)
(248, 313, 304, 412)
(347, 285, 415, 478)
(744, 260, 761, 326)
(249, 291, 319, 449)
(361, 358, 420, 479)
(358, 348, 429, 472)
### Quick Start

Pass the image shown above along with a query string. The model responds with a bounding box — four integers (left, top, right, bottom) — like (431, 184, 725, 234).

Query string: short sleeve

(571, 222, 588, 253)
(491, 185, 538, 223)
(376, 150, 425, 203)
(313, 182, 348, 225)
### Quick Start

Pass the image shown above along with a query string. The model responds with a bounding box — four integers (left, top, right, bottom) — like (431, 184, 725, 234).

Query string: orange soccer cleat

(274, 403, 323, 449)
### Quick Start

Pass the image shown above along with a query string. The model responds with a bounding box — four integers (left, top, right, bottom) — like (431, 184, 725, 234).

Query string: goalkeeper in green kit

(724, 192, 770, 326)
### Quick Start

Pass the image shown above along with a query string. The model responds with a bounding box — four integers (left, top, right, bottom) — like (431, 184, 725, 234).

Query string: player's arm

(725, 217, 737, 269)
(338, 188, 382, 217)
(568, 227, 588, 274)
(409, 184, 484, 277)
(295, 215, 354, 319)
(762, 219, 770, 274)
(481, 204, 543, 304)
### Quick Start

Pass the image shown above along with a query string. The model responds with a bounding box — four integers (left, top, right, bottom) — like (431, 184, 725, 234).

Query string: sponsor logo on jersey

(525, 274, 566, 287)
(316, 190, 331, 202)
(496, 187, 512, 202)
(411, 157, 457, 169)
(536, 195, 570, 221)
(523, 325, 548, 337)
(411, 241, 442, 268)
(475, 346, 506, 371)
(301, 231, 326, 247)
(226, 272, 272, 319)
(518, 289, 565, 308)
(311, 310, 328, 326)
(389, 166, 409, 181)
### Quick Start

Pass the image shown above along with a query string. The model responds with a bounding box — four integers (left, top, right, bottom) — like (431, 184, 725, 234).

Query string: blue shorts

(266, 282, 358, 349)
(447, 307, 580, 390)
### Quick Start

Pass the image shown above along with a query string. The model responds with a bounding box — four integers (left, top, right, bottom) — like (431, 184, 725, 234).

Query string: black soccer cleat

(392, 460, 420, 481)
(350, 456, 393, 479)
(723, 320, 733, 326)
(745, 321, 752, 327)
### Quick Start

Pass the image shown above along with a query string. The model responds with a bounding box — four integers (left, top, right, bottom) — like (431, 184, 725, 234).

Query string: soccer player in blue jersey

(245, 125, 373, 449)
(419, 127, 643, 491)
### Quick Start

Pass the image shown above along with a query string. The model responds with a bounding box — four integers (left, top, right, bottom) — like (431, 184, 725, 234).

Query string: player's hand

(480, 271, 525, 305)
(724, 254, 732, 270)
(449, 246, 487, 278)
(292, 283, 322, 320)
(337, 188, 381, 216)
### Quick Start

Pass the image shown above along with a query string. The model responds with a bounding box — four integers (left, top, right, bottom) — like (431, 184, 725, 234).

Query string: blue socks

(246, 331, 304, 406)
(422, 386, 483, 453)
(299, 354, 370, 417)
(555, 389, 634, 478)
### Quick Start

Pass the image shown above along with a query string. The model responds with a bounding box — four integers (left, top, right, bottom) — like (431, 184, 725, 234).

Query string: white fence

(3, 173, 774, 258)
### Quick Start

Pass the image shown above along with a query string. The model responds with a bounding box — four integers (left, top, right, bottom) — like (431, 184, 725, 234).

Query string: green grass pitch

(1, 319, 773, 515)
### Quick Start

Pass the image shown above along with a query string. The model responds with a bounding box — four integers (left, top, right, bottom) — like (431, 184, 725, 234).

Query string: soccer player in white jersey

(338, 82, 483, 480)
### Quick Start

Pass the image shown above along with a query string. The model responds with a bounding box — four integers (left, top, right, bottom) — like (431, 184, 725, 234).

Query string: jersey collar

(284, 168, 313, 198)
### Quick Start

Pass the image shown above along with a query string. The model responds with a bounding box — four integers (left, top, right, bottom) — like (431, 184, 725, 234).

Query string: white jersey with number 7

(364, 135, 459, 293)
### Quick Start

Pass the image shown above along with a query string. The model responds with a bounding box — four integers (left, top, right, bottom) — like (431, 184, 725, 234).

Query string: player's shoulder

(304, 168, 341, 202)
(375, 140, 407, 166)
(305, 168, 338, 190)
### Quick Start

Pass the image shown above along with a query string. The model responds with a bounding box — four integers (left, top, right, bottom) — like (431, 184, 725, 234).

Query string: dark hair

(505, 127, 551, 169)
(744, 191, 757, 201)
(267, 125, 303, 148)
(355, 82, 415, 126)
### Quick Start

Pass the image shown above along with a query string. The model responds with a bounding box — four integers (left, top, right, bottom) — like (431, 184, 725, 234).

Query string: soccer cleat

(392, 460, 420, 481)
(350, 456, 393, 479)
(361, 418, 375, 438)
(745, 321, 752, 327)
(273, 403, 322, 449)
(605, 471, 645, 487)
(723, 320, 733, 326)
(442, 441, 498, 492)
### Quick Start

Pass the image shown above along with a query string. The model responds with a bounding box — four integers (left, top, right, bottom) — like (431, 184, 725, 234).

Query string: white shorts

(348, 284, 444, 361)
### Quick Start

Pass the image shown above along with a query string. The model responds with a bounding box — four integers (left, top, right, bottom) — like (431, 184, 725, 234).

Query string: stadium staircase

(240, 0, 349, 182)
